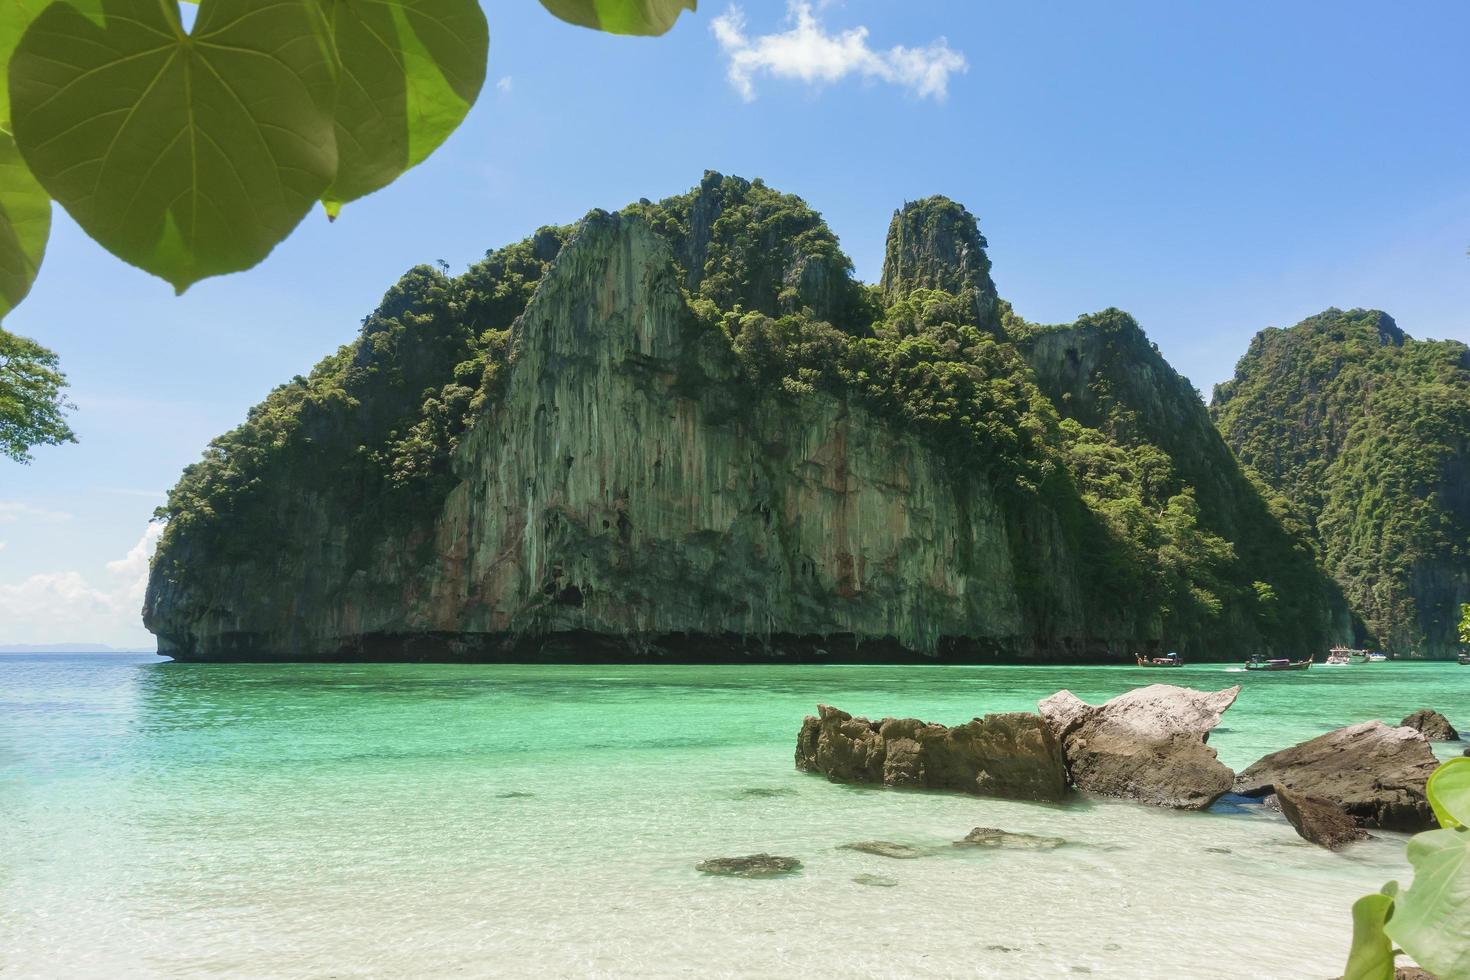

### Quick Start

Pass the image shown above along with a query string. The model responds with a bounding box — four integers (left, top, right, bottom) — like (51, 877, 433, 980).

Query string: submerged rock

(736, 787, 798, 799)
(841, 841, 924, 859)
(852, 873, 899, 888)
(1038, 684, 1239, 810)
(695, 854, 802, 878)
(795, 704, 1069, 802)
(1400, 709, 1459, 742)
(1276, 787, 1368, 850)
(955, 827, 1066, 850)
(1233, 721, 1439, 831)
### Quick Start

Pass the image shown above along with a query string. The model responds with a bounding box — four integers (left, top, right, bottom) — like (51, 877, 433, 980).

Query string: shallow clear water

(2, 655, 1466, 978)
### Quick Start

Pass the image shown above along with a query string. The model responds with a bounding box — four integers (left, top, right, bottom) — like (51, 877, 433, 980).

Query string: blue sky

(2, 0, 1467, 647)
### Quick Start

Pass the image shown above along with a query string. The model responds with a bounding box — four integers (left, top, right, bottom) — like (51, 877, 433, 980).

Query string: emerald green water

(2, 655, 1465, 978)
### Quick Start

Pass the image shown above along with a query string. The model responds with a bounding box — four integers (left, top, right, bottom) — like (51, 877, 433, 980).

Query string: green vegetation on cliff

(156, 227, 569, 557)
(1015, 308, 1341, 654)
(1211, 308, 1470, 656)
(150, 173, 1346, 661)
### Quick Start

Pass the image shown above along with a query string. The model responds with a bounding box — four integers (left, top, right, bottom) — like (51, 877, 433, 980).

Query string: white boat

(1365, 651, 1389, 663)
(1325, 646, 1355, 666)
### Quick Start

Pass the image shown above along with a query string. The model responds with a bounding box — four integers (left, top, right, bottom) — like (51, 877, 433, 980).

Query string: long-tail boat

(1244, 654, 1313, 672)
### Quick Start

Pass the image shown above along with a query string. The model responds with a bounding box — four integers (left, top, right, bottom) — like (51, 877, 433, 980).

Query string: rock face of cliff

(880, 196, 998, 329)
(145, 174, 1343, 662)
(1211, 309, 1470, 658)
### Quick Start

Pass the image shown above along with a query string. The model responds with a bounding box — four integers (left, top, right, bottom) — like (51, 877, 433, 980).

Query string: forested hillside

(1212, 308, 1470, 657)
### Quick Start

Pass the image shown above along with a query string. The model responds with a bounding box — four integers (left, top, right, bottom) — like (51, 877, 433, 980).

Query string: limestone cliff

(880, 196, 998, 330)
(1211, 309, 1470, 657)
(145, 175, 1344, 662)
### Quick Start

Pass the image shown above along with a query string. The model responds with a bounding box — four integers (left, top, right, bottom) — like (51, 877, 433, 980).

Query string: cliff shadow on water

(146, 172, 1367, 664)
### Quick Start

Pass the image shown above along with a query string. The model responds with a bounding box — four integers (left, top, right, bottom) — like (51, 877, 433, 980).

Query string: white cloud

(711, 1, 967, 102)
(0, 523, 163, 649)
(496, 76, 513, 95)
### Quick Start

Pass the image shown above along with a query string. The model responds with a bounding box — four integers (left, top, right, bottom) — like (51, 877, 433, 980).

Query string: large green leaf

(318, 0, 487, 218)
(0, 129, 50, 321)
(1341, 890, 1397, 980)
(1428, 756, 1470, 829)
(539, 0, 695, 36)
(0, 0, 53, 130)
(10, 0, 337, 292)
(1385, 827, 1470, 980)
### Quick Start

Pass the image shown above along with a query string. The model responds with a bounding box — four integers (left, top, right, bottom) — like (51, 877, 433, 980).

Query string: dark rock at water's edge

(1400, 708, 1460, 742)
(146, 172, 1346, 665)
(1038, 684, 1239, 810)
(954, 827, 1066, 850)
(1233, 721, 1439, 831)
(695, 854, 802, 878)
(1275, 787, 1368, 850)
(795, 704, 1069, 802)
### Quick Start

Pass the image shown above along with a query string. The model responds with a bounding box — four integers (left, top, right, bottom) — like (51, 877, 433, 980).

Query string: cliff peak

(880, 196, 997, 328)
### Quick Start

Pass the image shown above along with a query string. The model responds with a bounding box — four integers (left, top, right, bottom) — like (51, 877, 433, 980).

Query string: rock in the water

(852, 873, 899, 887)
(695, 854, 802, 878)
(955, 827, 1066, 850)
(841, 841, 924, 859)
(1400, 709, 1459, 741)
(1233, 720, 1439, 831)
(736, 787, 798, 799)
(795, 704, 1069, 802)
(1276, 787, 1368, 850)
(1038, 684, 1239, 809)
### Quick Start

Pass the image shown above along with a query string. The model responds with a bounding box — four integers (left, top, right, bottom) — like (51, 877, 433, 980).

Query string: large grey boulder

(795, 704, 1069, 802)
(1233, 720, 1439, 831)
(1038, 684, 1239, 809)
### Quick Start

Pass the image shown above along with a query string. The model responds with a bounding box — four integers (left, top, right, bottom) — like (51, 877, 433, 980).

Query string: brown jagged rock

(1400, 708, 1460, 742)
(1037, 684, 1239, 810)
(1233, 720, 1439, 831)
(1275, 787, 1368, 850)
(795, 704, 1069, 802)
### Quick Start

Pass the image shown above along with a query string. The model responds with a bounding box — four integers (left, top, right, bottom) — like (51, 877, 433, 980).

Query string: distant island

(143, 173, 1469, 663)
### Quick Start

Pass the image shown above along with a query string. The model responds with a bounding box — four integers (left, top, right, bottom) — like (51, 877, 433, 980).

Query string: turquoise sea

(2, 654, 1466, 978)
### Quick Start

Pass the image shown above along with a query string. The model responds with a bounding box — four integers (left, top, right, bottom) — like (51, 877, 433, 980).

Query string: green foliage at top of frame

(539, 0, 695, 35)
(0, 0, 688, 327)
(7, 0, 487, 292)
